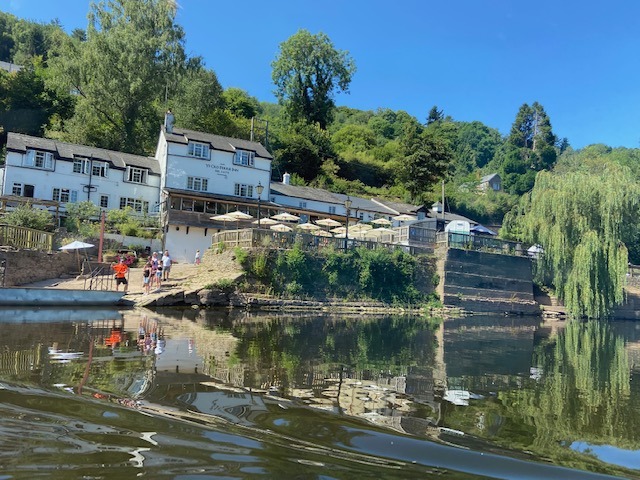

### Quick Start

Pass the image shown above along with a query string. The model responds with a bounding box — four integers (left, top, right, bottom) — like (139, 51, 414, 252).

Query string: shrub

(2, 203, 54, 231)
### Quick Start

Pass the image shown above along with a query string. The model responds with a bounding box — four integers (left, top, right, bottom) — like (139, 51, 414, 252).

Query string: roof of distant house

(6, 132, 160, 174)
(163, 127, 273, 159)
(0, 61, 22, 73)
(480, 173, 500, 183)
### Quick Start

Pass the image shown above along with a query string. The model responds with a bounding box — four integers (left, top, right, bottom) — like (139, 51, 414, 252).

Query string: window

(24, 185, 34, 198)
(125, 166, 148, 184)
(119, 197, 149, 213)
(299, 201, 307, 208)
(187, 176, 208, 192)
(12, 183, 22, 196)
(24, 149, 54, 170)
(233, 150, 255, 167)
(187, 142, 210, 159)
(73, 158, 90, 174)
(53, 188, 78, 203)
(328, 206, 336, 214)
(234, 183, 253, 197)
(91, 161, 109, 178)
(100, 195, 109, 208)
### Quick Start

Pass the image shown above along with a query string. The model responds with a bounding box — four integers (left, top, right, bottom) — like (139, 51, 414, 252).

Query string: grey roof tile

(164, 127, 273, 159)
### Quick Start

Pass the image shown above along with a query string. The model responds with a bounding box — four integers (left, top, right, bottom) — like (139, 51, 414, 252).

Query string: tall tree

(271, 29, 355, 129)
(503, 165, 640, 318)
(426, 105, 443, 125)
(47, 0, 192, 154)
(397, 126, 452, 202)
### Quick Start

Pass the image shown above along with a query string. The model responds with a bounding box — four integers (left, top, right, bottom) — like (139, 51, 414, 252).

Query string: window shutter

(45, 152, 54, 169)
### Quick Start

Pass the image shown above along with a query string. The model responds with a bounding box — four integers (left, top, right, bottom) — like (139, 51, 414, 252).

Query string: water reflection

(0, 307, 638, 479)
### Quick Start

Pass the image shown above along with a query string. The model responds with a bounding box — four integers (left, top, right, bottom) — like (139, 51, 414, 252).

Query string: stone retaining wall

(0, 249, 79, 286)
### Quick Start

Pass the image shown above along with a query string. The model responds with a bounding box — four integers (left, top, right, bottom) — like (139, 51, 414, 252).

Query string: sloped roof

(480, 173, 500, 183)
(6, 132, 160, 174)
(269, 183, 402, 215)
(371, 197, 421, 215)
(163, 127, 273, 159)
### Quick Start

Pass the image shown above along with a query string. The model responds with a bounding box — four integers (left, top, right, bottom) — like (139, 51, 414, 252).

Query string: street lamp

(256, 182, 264, 227)
(344, 196, 352, 250)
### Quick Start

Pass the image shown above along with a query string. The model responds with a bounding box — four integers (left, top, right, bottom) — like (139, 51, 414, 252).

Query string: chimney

(432, 201, 442, 214)
(164, 109, 175, 133)
(283, 172, 291, 185)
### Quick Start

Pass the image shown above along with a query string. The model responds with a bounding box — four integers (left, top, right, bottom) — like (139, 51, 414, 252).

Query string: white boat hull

(0, 288, 124, 306)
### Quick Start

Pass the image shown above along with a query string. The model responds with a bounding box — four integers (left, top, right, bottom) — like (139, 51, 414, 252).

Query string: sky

(5, 0, 640, 149)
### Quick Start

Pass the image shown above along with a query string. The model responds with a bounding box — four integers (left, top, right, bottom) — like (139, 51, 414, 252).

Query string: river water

(0, 307, 638, 479)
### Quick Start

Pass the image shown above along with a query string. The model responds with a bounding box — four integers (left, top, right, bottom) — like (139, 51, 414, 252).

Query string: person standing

(194, 249, 201, 265)
(112, 258, 129, 293)
(142, 261, 152, 294)
(162, 250, 172, 281)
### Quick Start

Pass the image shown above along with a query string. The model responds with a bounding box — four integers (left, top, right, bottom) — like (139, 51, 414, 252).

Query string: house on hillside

(1, 132, 160, 217)
(155, 112, 274, 261)
(478, 173, 501, 192)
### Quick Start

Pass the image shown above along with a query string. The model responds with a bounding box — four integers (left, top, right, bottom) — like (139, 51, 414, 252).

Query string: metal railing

(212, 228, 433, 255)
(0, 224, 54, 252)
(82, 259, 116, 291)
(436, 231, 528, 256)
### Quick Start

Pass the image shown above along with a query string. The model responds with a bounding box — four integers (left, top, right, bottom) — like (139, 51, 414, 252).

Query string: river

(0, 307, 638, 479)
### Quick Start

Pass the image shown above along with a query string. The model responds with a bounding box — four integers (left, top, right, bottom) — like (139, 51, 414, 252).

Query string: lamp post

(256, 181, 264, 228)
(344, 196, 352, 251)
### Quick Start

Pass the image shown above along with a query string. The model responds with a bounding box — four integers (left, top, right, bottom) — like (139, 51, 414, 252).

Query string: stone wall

(0, 249, 79, 286)
(439, 248, 539, 315)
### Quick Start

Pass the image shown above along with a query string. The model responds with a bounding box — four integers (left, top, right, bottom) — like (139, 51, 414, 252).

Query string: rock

(198, 288, 228, 306)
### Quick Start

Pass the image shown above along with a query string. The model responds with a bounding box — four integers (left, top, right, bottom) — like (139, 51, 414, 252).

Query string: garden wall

(0, 249, 79, 286)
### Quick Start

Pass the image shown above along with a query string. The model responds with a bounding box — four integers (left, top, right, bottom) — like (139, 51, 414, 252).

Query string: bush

(2, 203, 54, 231)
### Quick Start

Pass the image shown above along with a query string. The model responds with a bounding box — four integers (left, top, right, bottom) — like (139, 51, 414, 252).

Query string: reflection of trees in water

(497, 320, 637, 471)
(229, 316, 439, 391)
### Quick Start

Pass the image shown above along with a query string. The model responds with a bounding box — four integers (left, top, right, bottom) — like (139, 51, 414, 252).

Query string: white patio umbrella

(364, 227, 397, 240)
(330, 226, 347, 234)
(227, 210, 253, 220)
(252, 217, 278, 225)
(350, 223, 373, 233)
(313, 230, 333, 237)
(59, 240, 94, 250)
(270, 224, 293, 232)
(371, 218, 393, 226)
(393, 214, 418, 222)
(272, 212, 300, 222)
(297, 222, 321, 231)
(315, 218, 342, 227)
(210, 214, 236, 222)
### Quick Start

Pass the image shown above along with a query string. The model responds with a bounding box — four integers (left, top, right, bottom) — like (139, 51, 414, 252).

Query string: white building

(155, 115, 273, 262)
(2, 132, 160, 216)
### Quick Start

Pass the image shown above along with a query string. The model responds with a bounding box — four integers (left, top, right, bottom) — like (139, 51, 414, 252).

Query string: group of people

(142, 250, 172, 294)
(112, 250, 172, 294)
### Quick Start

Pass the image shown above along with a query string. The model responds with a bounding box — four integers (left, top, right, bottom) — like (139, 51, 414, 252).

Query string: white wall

(3, 149, 160, 213)
(164, 224, 218, 264)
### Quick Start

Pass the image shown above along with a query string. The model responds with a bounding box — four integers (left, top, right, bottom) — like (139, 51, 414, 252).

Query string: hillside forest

(2, 0, 640, 318)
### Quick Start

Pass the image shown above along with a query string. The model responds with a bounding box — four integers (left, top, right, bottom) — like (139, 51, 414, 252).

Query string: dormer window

(125, 166, 148, 184)
(91, 160, 109, 178)
(24, 149, 54, 170)
(188, 141, 210, 159)
(233, 150, 255, 167)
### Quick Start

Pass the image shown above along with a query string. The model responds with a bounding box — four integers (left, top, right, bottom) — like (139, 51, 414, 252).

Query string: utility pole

(250, 117, 270, 148)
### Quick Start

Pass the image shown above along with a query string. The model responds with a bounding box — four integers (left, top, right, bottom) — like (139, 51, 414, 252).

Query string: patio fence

(212, 228, 432, 255)
(0, 224, 54, 252)
(436, 231, 528, 256)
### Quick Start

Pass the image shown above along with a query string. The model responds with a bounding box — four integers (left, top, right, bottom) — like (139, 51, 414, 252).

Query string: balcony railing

(0, 224, 54, 252)
(436, 231, 527, 256)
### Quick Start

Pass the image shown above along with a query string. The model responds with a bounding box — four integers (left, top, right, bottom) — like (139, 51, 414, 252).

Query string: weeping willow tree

(503, 164, 640, 318)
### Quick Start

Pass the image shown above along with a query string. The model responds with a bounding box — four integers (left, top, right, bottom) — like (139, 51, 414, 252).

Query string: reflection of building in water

(177, 390, 268, 426)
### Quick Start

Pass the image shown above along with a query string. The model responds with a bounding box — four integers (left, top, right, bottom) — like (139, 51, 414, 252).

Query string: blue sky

(5, 0, 640, 149)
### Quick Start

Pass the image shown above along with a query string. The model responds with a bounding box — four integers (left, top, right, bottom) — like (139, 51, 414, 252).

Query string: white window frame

(119, 197, 149, 213)
(73, 158, 90, 174)
(100, 195, 109, 208)
(187, 142, 210, 159)
(234, 183, 254, 197)
(125, 166, 148, 184)
(187, 176, 208, 192)
(24, 149, 54, 170)
(233, 150, 255, 167)
(328, 206, 336, 214)
(52, 187, 78, 203)
(91, 161, 109, 178)
(12, 183, 23, 196)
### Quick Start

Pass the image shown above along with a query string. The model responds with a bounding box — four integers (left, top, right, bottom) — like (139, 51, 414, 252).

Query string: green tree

(170, 68, 223, 131)
(222, 87, 261, 119)
(272, 29, 355, 129)
(2, 203, 54, 231)
(47, 0, 193, 154)
(503, 165, 640, 318)
(426, 105, 443, 125)
(397, 127, 452, 202)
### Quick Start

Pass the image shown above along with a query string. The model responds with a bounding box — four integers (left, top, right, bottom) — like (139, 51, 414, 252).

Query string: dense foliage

(238, 243, 435, 304)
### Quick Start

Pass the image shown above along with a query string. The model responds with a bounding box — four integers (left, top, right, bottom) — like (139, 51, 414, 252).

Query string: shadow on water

(0, 306, 637, 479)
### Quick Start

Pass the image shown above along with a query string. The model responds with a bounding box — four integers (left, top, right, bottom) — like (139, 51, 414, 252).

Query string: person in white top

(161, 250, 172, 281)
